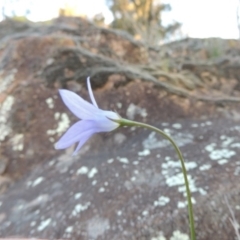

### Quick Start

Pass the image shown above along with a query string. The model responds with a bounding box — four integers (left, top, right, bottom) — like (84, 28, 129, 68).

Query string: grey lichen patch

(126, 103, 147, 120)
(0, 95, 15, 142)
(87, 216, 110, 239)
(191, 123, 198, 128)
(143, 131, 194, 150)
(0, 69, 17, 93)
(113, 133, 126, 145)
(143, 132, 169, 149)
(205, 121, 212, 125)
(173, 132, 194, 147)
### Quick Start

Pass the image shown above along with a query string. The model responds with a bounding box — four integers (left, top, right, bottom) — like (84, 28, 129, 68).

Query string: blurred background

(1, 0, 240, 43)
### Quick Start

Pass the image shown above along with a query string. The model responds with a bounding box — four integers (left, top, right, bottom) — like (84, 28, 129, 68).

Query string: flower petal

(94, 115, 119, 132)
(55, 120, 96, 149)
(87, 77, 98, 108)
(59, 89, 97, 119)
(72, 131, 94, 155)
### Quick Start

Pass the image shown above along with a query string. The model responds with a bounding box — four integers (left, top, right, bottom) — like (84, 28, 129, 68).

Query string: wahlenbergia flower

(54, 77, 196, 239)
(55, 77, 120, 154)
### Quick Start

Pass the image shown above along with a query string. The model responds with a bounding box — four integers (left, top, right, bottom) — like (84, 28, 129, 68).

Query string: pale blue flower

(55, 77, 120, 154)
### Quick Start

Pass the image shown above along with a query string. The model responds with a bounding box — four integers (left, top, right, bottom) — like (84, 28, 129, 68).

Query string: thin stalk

(119, 118, 196, 240)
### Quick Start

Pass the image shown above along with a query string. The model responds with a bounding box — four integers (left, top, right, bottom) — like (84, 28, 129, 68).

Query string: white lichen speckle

(218, 159, 228, 165)
(151, 232, 166, 240)
(205, 121, 212, 126)
(231, 143, 240, 148)
(131, 176, 136, 181)
(0, 95, 15, 141)
(209, 149, 235, 160)
(220, 135, 234, 147)
(116, 102, 122, 109)
(77, 166, 89, 175)
(185, 162, 198, 170)
(54, 112, 60, 120)
(65, 226, 73, 233)
(117, 157, 129, 164)
(142, 210, 148, 216)
(205, 143, 216, 152)
(32, 177, 44, 187)
(99, 187, 105, 193)
(107, 158, 114, 164)
(117, 210, 122, 216)
(177, 201, 186, 208)
(47, 113, 70, 136)
(172, 123, 182, 129)
(45, 98, 54, 109)
(37, 218, 52, 232)
(138, 149, 151, 156)
(11, 133, 24, 151)
(199, 164, 211, 171)
(154, 196, 170, 207)
(162, 159, 201, 195)
(88, 168, 98, 178)
(198, 188, 207, 195)
(92, 180, 97, 185)
(170, 230, 189, 240)
(74, 193, 82, 200)
(72, 202, 90, 216)
(30, 221, 36, 227)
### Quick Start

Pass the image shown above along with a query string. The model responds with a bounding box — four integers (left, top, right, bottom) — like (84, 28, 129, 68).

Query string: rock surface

(0, 17, 240, 240)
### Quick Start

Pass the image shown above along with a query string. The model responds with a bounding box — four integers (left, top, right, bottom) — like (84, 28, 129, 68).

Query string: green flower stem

(119, 118, 196, 240)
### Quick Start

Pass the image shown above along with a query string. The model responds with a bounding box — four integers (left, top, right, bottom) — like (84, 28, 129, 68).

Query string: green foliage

(206, 38, 224, 59)
(106, 0, 180, 46)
